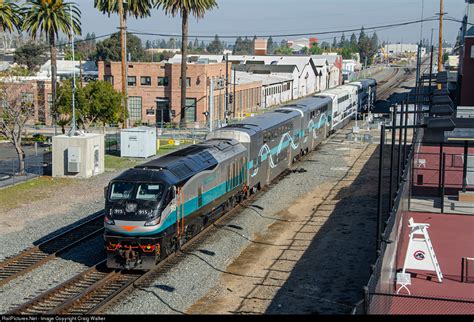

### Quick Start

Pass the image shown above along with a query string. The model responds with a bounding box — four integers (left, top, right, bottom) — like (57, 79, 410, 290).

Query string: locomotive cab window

(110, 182, 134, 200)
(136, 183, 164, 201)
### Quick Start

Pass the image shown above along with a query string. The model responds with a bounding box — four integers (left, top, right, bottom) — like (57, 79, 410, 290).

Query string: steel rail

(0, 211, 104, 287)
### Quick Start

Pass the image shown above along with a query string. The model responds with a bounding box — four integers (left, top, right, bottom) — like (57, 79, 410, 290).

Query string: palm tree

(0, 0, 21, 33)
(22, 0, 81, 133)
(94, 0, 155, 18)
(157, 0, 218, 127)
(94, 0, 156, 128)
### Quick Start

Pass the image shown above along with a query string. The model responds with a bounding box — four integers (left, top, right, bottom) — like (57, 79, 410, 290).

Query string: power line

(129, 17, 440, 40)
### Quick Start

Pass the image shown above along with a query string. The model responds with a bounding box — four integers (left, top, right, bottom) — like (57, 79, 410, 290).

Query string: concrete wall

(52, 133, 104, 179)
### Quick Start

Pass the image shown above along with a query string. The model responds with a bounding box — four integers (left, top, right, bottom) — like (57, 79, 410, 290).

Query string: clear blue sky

(77, 0, 467, 46)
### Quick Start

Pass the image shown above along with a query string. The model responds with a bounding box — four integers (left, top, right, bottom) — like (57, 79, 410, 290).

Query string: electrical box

(120, 127, 156, 158)
(67, 147, 81, 173)
(52, 133, 104, 179)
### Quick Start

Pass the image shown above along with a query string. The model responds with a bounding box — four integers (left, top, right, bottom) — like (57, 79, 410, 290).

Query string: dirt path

(187, 139, 380, 314)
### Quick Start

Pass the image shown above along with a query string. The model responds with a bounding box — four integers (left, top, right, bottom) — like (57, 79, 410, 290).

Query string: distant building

(98, 60, 262, 127)
(384, 43, 426, 56)
(228, 55, 320, 99)
(37, 59, 98, 81)
(253, 39, 268, 55)
(311, 54, 343, 87)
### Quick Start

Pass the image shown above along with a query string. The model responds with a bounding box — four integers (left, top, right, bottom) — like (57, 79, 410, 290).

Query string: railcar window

(110, 182, 134, 200)
(136, 183, 164, 201)
(198, 187, 203, 207)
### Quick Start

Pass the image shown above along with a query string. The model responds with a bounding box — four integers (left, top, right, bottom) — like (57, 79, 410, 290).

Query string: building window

(179, 77, 191, 88)
(141, 76, 151, 86)
(127, 76, 136, 86)
(184, 98, 196, 123)
(104, 75, 114, 85)
(47, 93, 53, 108)
(128, 96, 142, 121)
(157, 76, 169, 86)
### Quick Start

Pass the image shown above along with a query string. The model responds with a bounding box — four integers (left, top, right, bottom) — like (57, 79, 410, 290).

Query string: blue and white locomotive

(103, 79, 376, 270)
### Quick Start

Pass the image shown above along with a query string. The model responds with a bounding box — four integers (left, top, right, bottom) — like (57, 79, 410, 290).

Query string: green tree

(94, 32, 146, 62)
(75, 32, 97, 60)
(82, 80, 124, 127)
(267, 36, 275, 55)
(339, 33, 347, 48)
(275, 46, 293, 55)
(14, 41, 47, 71)
(332, 37, 337, 50)
(206, 34, 223, 54)
(157, 0, 218, 126)
(310, 42, 323, 55)
(350, 32, 357, 51)
(0, 0, 21, 33)
(358, 27, 370, 67)
(168, 37, 176, 49)
(56, 79, 124, 130)
(56, 78, 86, 133)
(22, 0, 81, 133)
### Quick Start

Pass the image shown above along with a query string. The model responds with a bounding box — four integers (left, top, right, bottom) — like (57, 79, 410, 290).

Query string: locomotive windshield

(109, 182, 165, 202)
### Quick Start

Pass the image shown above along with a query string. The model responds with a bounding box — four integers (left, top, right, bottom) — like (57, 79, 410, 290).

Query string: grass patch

(0, 177, 74, 212)
(104, 155, 141, 171)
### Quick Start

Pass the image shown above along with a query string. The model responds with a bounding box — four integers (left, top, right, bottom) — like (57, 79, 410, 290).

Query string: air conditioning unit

(67, 147, 81, 173)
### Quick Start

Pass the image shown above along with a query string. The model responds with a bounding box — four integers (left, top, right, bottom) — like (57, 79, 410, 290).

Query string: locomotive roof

(113, 139, 240, 186)
(280, 96, 332, 113)
(221, 109, 300, 136)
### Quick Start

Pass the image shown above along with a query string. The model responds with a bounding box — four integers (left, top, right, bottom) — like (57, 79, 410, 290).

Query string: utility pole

(119, 0, 128, 128)
(225, 53, 229, 125)
(437, 0, 444, 74)
(420, 0, 424, 46)
(209, 78, 214, 132)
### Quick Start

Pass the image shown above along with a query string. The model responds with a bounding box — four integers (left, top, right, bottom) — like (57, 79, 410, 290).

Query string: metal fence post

(441, 152, 446, 213)
(377, 124, 385, 256)
(363, 286, 369, 314)
(397, 102, 404, 187)
(389, 107, 397, 211)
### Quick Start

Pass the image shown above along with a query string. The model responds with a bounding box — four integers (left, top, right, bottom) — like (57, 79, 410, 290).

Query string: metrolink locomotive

(103, 78, 376, 270)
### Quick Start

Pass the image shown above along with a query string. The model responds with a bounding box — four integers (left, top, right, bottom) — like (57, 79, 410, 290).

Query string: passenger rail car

(103, 78, 376, 270)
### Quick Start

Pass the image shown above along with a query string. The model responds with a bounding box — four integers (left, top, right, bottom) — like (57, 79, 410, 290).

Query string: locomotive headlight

(144, 217, 161, 227)
(104, 216, 115, 225)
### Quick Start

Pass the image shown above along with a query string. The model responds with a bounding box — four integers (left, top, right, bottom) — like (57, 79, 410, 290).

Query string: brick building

(98, 61, 262, 128)
(0, 77, 54, 126)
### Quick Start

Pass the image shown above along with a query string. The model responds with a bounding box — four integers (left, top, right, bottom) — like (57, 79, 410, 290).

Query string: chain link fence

(0, 151, 52, 188)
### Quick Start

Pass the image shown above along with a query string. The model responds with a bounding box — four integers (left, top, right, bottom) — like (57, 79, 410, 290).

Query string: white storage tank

(120, 127, 156, 158)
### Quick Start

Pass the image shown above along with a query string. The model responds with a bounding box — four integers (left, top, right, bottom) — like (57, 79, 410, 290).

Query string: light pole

(69, 4, 76, 136)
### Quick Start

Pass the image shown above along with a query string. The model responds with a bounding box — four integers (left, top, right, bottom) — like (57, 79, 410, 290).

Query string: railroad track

(376, 67, 405, 100)
(0, 212, 104, 287)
